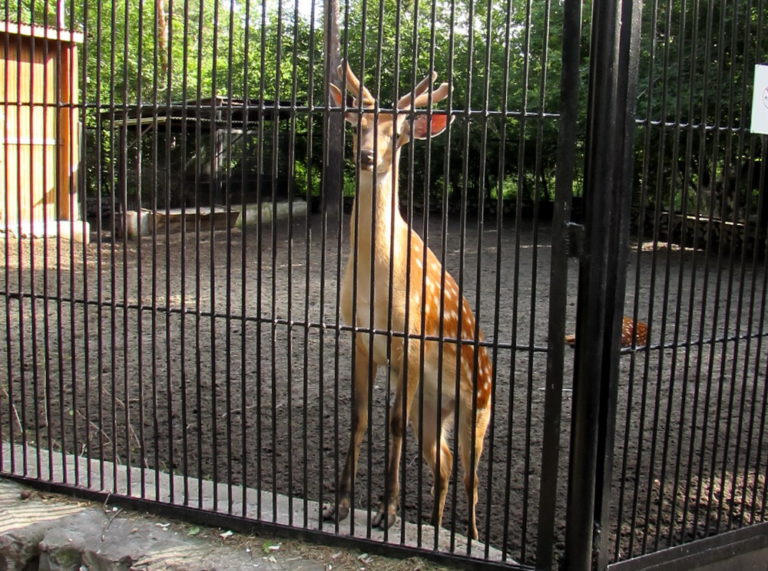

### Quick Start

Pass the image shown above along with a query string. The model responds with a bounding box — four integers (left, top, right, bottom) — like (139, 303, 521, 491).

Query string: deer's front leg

(323, 337, 378, 523)
(373, 353, 420, 531)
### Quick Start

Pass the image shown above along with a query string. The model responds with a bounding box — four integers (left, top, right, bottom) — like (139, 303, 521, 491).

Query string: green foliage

(2, 0, 57, 25)
(6, 0, 563, 210)
(337, 0, 563, 210)
(7, 0, 762, 216)
(293, 157, 322, 198)
(634, 0, 766, 218)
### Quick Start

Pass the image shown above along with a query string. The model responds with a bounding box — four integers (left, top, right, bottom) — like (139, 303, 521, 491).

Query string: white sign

(752, 64, 768, 135)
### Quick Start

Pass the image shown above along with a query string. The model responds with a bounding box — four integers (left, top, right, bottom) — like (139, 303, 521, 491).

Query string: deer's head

(329, 61, 453, 175)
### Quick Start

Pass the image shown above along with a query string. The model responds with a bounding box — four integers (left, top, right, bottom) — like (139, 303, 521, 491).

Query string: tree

(324, 0, 344, 222)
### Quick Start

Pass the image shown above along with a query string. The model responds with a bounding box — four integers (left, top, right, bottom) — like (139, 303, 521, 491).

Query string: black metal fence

(0, 0, 766, 569)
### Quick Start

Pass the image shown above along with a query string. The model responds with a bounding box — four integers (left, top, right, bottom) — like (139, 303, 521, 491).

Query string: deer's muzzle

(359, 149, 376, 170)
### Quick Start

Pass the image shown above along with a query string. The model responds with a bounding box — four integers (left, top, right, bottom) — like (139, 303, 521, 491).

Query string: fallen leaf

(262, 541, 281, 554)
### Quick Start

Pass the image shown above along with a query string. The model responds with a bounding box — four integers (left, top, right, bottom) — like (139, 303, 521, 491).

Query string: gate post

(536, 0, 583, 568)
(564, 0, 642, 569)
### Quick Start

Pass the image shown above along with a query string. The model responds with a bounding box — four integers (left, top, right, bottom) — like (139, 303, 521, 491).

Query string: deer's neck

(350, 166, 405, 261)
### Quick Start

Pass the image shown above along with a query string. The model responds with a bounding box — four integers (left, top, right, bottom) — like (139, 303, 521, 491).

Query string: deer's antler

(397, 72, 450, 109)
(338, 60, 375, 108)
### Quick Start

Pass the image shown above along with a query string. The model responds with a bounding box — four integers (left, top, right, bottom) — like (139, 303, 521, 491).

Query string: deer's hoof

(372, 506, 397, 530)
(322, 502, 349, 522)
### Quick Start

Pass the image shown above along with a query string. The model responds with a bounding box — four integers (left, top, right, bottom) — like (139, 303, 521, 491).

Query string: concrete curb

(1, 444, 512, 569)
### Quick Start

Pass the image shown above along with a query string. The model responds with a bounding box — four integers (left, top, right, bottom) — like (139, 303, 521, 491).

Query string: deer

(323, 61, 493, 541)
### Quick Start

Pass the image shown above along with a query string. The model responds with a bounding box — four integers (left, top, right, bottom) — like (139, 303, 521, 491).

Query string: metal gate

(0, 0, 766, 569)
(568, 0, 768, 569)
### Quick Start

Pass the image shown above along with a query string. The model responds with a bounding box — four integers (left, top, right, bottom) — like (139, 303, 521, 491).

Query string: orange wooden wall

(0, 23, 80, 228)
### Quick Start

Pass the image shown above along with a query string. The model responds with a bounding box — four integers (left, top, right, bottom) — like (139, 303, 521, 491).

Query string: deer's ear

(329, 84, 360, 125)
(412, 113, 453, 139)
(329, 83, 344, 107)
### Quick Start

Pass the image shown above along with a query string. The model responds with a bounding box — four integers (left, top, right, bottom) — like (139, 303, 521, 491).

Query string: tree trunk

(323, 0, 344, 227)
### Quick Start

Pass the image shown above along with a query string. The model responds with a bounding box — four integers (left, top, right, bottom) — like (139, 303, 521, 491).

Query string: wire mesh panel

(0, 0, 570, 567)
(606, 0, 768, 564)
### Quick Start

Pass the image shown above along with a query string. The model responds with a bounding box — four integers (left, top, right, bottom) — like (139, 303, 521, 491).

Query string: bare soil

(1, 211, 766, 566)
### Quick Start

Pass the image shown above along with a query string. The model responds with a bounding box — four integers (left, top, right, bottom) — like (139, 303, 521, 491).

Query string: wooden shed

(0, 21, 86, 241)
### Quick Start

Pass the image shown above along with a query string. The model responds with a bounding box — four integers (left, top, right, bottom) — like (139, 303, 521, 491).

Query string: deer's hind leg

(458, 397, 491, 540)
(411, 397, 454, 533)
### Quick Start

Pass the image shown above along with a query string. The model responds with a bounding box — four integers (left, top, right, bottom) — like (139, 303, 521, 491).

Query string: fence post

(536, 0, 583, 567)
(564, 0, 642, 569)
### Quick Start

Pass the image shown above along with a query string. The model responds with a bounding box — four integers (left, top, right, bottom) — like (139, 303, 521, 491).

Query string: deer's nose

(359, 149, 376, 169)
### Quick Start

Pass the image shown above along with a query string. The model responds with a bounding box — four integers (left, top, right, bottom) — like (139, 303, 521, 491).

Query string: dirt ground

(1, 210, 766, 566)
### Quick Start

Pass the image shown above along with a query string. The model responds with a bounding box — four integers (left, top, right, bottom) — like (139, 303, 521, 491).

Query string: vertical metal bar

(704, 0, 737, 538)
(450, 0, 474, 549)
(286, 0, 302, 526)
(34, 6, 51, 482)
(50, 8, 62, 482)
(500, 0, 530, 555)
(270, 0, 283, 525)
(91, 0, 105, 494)
(162, 0, 175, 506)
(747, 140, 768, 524)
(643, 0, 677, 553)
(331, 17, 347, 531)
(109, 0, 121, 494)
(58, 5, 70, 486)
(223, 0, 235, 516)
(679, 0, 716, 550)
(500, 0, 523, 554)
(254, 0, 267, 519)
(178, 0, 191, 508)
(321, 0, 341, 533)
(637, 0, 669, 549)
(19, 3, 30, 477)
(240, 0, 253, 522)
(415, 1, 432, 548)
(149, 0, 161, 503)
(564, 0, 641, 569)
(664, 0, 704, 551)
(193, 0, 205, 509)
(536, 0, 582, 567)
(75, 0, 91, 490)
(210, 0, 221, 513)
(376, 0, 397, 545)
(1, 0, 9, 473)
(359, 1, 376, 540)
(593, 0, 642, 566)
(520, 1, 536, 560)
(642, 18, 664, 558)
(59, 9, 79, 489)
(713, 0, 754, 538)
(472, 0, 494, 557)
(485, 0, 513, 560)
(433, 0, 456, 552)
(134, 0, 147, 499)
(27, 12, 43, 480)
(741, 140, 768, 527)
(694, 1, 730, 542)
(300, 0, 317, 529)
